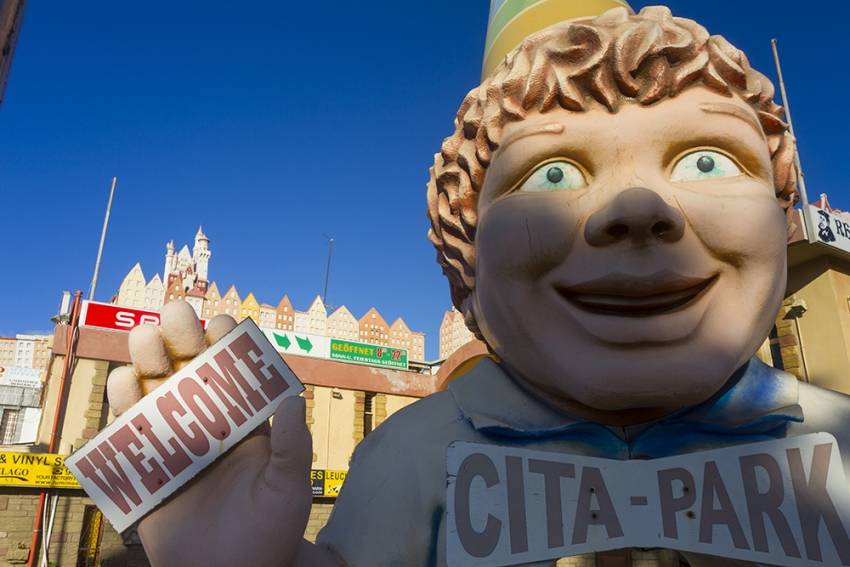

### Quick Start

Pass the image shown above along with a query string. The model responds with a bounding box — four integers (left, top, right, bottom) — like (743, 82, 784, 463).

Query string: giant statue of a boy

(105, 4, 850, 566)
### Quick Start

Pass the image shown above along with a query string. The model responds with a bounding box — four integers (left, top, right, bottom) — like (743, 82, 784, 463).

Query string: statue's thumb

(266, 396, 312, 491)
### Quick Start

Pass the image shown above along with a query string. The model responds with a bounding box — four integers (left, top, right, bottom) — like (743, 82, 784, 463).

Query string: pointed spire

(195, 225, 209, 242)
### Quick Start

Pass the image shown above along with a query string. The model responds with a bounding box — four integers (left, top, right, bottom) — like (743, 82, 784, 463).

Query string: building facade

(0, 334, 51, 446)
(327, 306, 358, 341)
(0, 313, 433, 566)
(359, 307, 389, 344)
(111, 229, 428, 359)
(438, 307, 475, 360)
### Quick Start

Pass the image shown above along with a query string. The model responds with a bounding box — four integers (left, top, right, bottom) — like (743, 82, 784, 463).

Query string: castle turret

(164, 240, 175, 279)
(193, 226, 211, 281)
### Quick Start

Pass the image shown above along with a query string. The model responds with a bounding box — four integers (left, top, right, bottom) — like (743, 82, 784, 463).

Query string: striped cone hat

(482, 0, 633, 79)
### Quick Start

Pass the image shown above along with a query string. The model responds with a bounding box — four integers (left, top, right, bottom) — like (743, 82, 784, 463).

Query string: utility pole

(89, 177, 117, 300)
(322, 236, 334, 306)
(771, 39, 814, 243)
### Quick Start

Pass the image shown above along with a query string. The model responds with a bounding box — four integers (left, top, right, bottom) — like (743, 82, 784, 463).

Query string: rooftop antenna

(771, 38, 814, 244)
(89, 176, 118, 300)
(322, 235, 334, 306)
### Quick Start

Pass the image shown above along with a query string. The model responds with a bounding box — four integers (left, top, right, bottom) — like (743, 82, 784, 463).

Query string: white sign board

(806, 204, 850, 254)
(0, 367, 42, 389)
(263, 329, 331, 360)
(65, 319, 303, 532)
(447, 434, 850, 567)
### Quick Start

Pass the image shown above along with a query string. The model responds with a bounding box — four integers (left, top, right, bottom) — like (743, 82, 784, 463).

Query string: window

(77, 505, 105, 566)
(768, 325, 784, 370)
(363, 392, 376, 437)
(0, 409, 19, 444)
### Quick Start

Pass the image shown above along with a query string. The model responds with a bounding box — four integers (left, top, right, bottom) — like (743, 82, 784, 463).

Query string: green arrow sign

(273, 333, 291, 350)
(296, 335, 313, 353)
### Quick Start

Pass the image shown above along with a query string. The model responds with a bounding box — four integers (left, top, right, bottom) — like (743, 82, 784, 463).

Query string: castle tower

(164, 240, 175, 280)
(193, 226, 211, 281)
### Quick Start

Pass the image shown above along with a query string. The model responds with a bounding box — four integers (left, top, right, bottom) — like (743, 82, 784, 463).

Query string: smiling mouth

(557, 274, 717, 317)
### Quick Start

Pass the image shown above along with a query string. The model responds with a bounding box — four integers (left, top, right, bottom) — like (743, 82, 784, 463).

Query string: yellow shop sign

(0, 452, 81, 489)
(310, 469, 347, 497)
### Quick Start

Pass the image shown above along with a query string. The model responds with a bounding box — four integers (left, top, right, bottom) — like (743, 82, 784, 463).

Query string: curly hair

(426, 5, 799, 315)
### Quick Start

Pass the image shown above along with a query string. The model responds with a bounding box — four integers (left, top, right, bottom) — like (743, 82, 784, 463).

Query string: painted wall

(786, 256, 850, 393)
(384, 393, 417, 418)
(37, 357, 109, 454)
(311, 386, 356, 470)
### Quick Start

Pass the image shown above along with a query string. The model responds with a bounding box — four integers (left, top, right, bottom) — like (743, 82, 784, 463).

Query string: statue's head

(427, 6, 798, 416)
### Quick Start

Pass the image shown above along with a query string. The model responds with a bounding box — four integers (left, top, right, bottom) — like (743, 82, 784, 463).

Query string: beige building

(0, 310, 435, 566)
(221, 285, 241, 319)
(115, 262, 146, 308)
(758, 203, 850, 393)
(0, 334, 52, 446)
(359, 307, 389, 344)
(294, 310, 309, 333)
(202, 281, 223, 319)
(0, 336, 14, 366)
(439, 307, 475, 360)
(388, 318, 425, 362)
(306, 295, 328, 335)
(327, 306, 359, 341)
(259, 303, 277, 329)
(115, 263, 165, 312)
(0, 334, 51, 369)
(143, 274, 164, 311)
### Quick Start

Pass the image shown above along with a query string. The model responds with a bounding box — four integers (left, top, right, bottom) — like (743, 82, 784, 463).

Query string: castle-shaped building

(112, 228, 428, 361)
(114, 227, 211, 316)
(161, 227, 211, 316)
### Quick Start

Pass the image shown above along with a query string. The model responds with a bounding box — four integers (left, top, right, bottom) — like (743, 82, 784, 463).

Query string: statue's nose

(584, 187, 686, 247)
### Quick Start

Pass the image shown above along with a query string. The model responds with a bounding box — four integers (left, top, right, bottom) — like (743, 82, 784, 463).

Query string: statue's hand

(106, 301, 312, 567)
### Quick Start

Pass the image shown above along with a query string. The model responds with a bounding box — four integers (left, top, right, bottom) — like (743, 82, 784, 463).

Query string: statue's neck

(502, 365, 680, 427)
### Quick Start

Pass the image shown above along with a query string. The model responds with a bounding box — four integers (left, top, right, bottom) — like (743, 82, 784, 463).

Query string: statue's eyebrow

(499, 122, 565, 150)
(698, 103, 765, 140)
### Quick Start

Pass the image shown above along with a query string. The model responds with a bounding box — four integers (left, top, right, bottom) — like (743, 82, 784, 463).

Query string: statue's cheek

(672, 181, 786, 266)
(476, 193, 584, 281)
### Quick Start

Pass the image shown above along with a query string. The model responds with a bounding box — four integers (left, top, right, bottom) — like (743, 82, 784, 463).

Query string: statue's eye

(670, 150, 742, 182)
(519, 161, 587, 192)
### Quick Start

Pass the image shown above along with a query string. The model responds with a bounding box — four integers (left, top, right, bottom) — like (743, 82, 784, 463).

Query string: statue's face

(473, 87, 787, 412)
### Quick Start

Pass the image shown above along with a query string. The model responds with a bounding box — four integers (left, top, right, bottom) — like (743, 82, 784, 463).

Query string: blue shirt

(317, 357, 850, 567)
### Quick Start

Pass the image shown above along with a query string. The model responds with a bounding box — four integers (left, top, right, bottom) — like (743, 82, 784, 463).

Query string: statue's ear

(785, 198, 801, 244)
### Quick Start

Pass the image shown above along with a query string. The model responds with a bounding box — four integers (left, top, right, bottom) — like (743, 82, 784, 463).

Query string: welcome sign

(446, 434, 850, 567)
(65, 319, 303, 532)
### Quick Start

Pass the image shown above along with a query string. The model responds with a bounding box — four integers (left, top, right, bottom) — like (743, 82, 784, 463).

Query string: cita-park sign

(65, 319, 303, 532)
(446, 434, 850, 567)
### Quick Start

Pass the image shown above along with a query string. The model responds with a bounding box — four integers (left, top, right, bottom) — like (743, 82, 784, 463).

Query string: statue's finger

(129, 324, 172, 379)
(139, 376, 168, 396)
(107, 365, 142, 417)
(159, 300, 206, 360)
(205, 314, 237, 346)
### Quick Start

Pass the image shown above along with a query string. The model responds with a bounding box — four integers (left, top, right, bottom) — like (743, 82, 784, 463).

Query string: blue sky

(1, 1, 847, 358)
